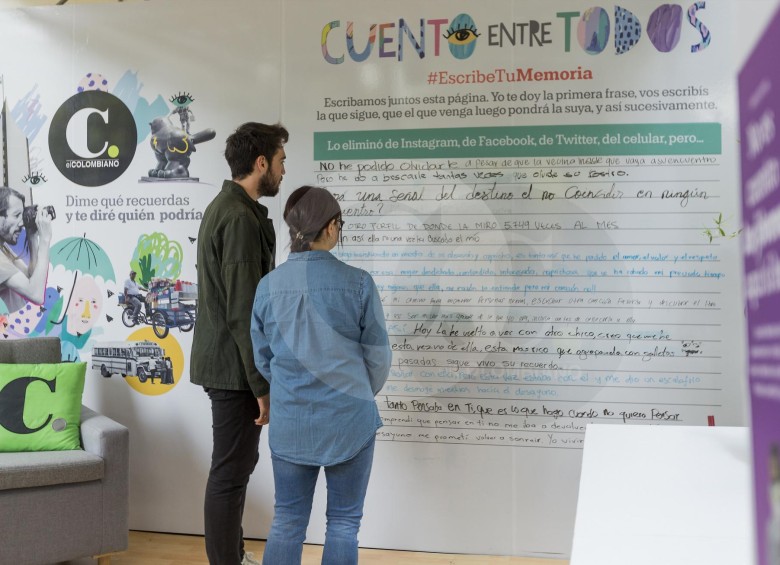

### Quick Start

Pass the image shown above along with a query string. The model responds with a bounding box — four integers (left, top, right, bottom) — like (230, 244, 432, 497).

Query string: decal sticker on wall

(3, 286, 62, 340)
(111, 70, 169, 145)
(8, 83, 46, 145)
(118, 277, 196, 338)
(77, 72, 109, 93)
(141, 97, 216, 182)
(48, 90, 138, 187)
(92, 339, 173, 385)
(91, 327, 184, 396)
(130, 232, 183, 287)
(47, 234, 115, 360)
(169, 91, 195, 134)
(0, 184, 56, 318)
(11, 181, 56, 262)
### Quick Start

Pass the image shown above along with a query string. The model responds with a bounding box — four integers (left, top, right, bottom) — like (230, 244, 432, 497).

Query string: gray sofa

(0, 337, 129, 565)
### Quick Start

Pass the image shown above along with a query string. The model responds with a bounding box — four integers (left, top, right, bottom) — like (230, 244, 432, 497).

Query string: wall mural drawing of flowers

(130, 232, 183, 287)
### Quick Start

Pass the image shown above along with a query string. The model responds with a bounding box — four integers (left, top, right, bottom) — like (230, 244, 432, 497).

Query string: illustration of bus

(91, 340, 174, 384)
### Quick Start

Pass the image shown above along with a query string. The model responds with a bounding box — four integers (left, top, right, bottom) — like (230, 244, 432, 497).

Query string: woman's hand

(255, 394, 270, 426)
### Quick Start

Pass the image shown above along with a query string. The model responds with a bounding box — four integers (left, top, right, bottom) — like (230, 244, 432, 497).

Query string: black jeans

(204, 388, 262, 565)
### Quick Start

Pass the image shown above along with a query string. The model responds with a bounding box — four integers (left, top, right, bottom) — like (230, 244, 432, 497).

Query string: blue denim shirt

(251, 250, 391, 466)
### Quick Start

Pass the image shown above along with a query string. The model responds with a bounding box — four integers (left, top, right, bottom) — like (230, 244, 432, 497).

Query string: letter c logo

(66, 107, 109, 159)
(49, 90, 136, 186)
(0, 377, 56, 434)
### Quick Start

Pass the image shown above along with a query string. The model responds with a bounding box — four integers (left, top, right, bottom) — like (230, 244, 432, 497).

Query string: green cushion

(0, 363, 86, 452)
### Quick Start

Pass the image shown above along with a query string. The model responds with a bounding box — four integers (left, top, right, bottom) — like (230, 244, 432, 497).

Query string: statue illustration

(143, 117, 216, 182)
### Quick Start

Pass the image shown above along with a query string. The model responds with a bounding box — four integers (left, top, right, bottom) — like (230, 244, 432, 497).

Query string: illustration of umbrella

(49, 234, 115, 323)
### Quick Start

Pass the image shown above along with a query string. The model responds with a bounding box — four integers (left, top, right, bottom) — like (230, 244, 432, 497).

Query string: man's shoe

(242, 551, 261, 565)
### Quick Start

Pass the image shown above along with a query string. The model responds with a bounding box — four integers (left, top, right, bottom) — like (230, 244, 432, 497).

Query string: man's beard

(258, 171, 280, 198)
(3, 229, 20, 245)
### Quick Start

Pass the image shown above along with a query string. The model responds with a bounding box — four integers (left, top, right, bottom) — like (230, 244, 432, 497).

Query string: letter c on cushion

(0, 363, 86, 452)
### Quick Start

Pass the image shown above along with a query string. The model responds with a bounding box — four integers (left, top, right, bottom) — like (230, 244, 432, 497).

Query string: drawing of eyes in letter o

(446, 13, 480, 60)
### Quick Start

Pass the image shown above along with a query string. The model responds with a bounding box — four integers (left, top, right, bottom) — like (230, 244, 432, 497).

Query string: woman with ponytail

(251, 185, 391, 565)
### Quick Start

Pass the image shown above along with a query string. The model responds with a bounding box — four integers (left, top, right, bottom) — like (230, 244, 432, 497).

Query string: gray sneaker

(242, 551, 261, 565)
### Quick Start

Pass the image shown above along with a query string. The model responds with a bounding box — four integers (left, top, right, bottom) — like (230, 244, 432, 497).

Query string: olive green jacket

(190, 180, 275, 397)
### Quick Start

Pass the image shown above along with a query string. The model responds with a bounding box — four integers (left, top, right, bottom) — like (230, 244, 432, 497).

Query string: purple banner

(739, 6, 780, 565)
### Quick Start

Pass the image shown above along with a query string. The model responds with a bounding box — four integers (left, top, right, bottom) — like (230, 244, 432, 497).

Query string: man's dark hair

(0, 187, 25, 217)
(225, 122, 288, 180)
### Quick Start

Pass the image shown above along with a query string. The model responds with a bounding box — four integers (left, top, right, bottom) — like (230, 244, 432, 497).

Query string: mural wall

(0, 0, 757, 557)
(0, 0, 284, 543)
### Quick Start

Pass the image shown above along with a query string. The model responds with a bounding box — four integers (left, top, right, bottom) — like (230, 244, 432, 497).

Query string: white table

(570, 424, 753, 565)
